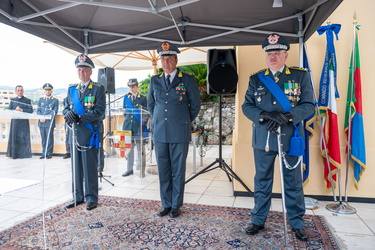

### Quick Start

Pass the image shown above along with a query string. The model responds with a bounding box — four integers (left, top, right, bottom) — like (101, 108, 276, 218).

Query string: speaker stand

(185, 95, 253, 197)
(98, 172, 115, 186)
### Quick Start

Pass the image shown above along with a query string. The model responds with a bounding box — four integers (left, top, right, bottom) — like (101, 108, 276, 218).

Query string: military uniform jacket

(242, 66, 314, 152)
(63, 81, 106, 146)
(123, 92, 148, 136)
(37, 96, 59, 128)
(148, 69, 201, 143)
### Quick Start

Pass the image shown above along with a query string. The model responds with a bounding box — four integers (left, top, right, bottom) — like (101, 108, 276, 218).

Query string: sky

(0, 23, 153, 91)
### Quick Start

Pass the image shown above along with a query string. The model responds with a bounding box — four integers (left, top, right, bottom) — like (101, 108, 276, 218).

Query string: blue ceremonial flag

(302, 44, 316, 185)
(317, 24, 342, 190)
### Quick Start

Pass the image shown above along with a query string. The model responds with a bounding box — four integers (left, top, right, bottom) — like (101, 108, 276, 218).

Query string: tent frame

(0, 0, 339, 54)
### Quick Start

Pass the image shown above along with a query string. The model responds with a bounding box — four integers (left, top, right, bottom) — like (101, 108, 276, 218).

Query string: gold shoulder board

(250, 68, 267, 76)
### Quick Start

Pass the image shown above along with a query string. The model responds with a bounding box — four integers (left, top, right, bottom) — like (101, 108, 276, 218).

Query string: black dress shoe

(157, 207, 171, 217)
(46, 155, 52, 159)
(86, 202, 98, 211)
(169, 208, 181, 218)
(39, 156, 45, 159)
(63, 153, 71, 159)
(245, 224, 265, 235)
(122, 170, 134, 177)
(66, 200, 84, 209)
(293, 228, 308, 242)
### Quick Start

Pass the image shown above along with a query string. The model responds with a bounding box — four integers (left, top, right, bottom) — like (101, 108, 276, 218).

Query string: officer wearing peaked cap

(261, 33, 290, 52)
(122, 78, 148, 177)
(43, 83, 53, 90)
(157, 41, 181, 55)
(63, 53, 106, 211)
(37, 83, 59, 159)
(75, 53, 95, 68)
(242, 33, 314, 241)
(148, 41, 200, 218)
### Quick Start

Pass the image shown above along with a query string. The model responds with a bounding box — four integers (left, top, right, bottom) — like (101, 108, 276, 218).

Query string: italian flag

(320, 61, 341, 190)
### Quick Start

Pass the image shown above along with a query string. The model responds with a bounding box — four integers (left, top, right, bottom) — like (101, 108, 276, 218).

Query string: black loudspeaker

(98, 67, 115, 94)
(207, 49, 238, 95)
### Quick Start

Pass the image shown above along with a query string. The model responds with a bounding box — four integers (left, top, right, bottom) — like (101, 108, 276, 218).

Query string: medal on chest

(84, 95, 95, 108)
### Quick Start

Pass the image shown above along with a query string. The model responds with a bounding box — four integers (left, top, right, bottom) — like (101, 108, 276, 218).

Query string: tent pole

(83, 28, 90, 54)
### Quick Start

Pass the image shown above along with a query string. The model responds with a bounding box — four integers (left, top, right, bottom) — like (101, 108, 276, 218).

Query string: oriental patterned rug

(0, 196, 339, 249)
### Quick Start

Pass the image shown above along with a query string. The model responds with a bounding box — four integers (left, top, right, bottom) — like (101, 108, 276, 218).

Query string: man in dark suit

(63, 54, 106, 211)
(37, 83, 59, 159)
(6, 85, 33, 159)
(122, 78, 148, 177)
(242, 33, 314, 241)
(148, 41, 201, 218)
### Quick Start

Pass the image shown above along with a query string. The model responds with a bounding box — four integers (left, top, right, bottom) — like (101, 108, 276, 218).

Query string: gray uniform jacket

(242, 66, 314, 152)
(148, 69, 201, 143)
(37, 96, 59, 128)
(63, 81, 106, 146)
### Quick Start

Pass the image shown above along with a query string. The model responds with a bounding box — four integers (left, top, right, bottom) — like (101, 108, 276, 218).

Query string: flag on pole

(302, 44, 316, 185)
(317, 24, 342, 190)
(344, 25, 366, 190)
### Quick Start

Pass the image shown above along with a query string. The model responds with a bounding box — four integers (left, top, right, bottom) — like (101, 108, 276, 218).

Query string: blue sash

(258, 71, 303, 156)
(124, 95, 140, 122)
(124, 95, 149, 138)
(70, 86, 100, 148)
(258, 72, 291, 112)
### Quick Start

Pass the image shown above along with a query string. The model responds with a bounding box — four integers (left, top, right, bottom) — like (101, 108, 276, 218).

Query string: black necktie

(132, 95, 135, 103)
(166, 74, 171, 88)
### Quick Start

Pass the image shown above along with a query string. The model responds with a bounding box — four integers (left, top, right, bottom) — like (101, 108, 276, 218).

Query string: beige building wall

(233, 0, 375, 199)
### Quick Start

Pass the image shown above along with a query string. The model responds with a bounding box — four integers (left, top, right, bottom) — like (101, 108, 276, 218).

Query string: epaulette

(289, 66, 308, 72)
(250, 68, 267, 76)
(69, 83, 79, 87)
(181, 70, 194, 76)
(92, 82, 104, 87)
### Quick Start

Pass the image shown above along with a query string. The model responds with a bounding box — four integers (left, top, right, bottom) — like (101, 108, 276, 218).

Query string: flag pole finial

(326, 19, 332, 25)
(353, 11, 357, 25)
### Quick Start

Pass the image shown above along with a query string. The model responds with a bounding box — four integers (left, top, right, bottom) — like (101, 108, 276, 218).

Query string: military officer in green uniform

(148, 41, 201, 218)
(242, 34, 314, 241)
(122, 78, 148, 177)
(63, 54, 106, 211)
(37, 83, 59, 159)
